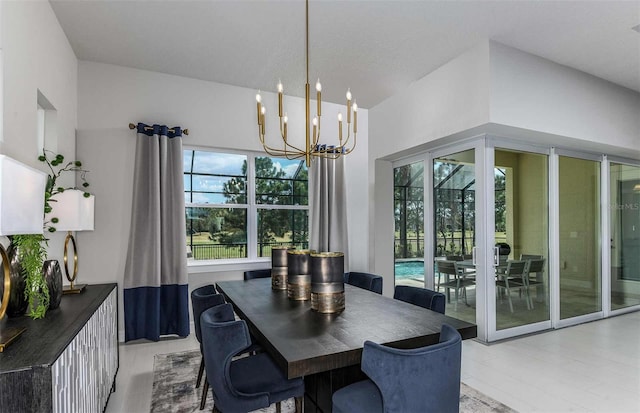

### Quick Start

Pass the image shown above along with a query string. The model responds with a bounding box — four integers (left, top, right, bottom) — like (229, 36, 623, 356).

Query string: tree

(223, 157, 308, 255)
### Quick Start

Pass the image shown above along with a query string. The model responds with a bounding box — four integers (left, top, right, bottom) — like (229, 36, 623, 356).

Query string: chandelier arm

(259, 126, 308, 154)
(262, 144, 305, 160)
(260, 133, 299, 155)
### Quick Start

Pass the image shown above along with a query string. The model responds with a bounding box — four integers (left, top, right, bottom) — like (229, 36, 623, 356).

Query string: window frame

(184, 146, 309, 272)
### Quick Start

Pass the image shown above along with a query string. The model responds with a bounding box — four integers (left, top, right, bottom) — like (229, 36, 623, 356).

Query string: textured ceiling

(49, 0, 640, 108)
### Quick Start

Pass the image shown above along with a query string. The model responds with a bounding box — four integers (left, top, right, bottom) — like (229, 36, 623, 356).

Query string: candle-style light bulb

(277, 81, 283, 116)
(337, 113, 343, 122)
(316, 79, 322, 116)
(283, 112, 288, 140)
(261, 106, 266, 115)
(338, 112, 343, 142)
(312, 116, 318, 142)
(346, 89, 352, 124)
(256, 91, 262, 125)
(352, 100, 358, 134)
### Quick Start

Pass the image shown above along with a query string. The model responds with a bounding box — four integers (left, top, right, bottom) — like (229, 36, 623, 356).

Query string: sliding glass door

(558, 155, 602, 321)
(494, 148, 550, 331)
(610, 162, 640, 311)
(433, 149, 477, 325)
(394, 160, 425, 287)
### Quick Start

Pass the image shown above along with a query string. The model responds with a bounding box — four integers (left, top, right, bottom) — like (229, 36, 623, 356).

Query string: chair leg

(196, 356, 205, 388)
(505, 280, 514, 313)
(295, 396, 304, 413)
(200, 379, 209, 410)
(276, 401, 282, 413)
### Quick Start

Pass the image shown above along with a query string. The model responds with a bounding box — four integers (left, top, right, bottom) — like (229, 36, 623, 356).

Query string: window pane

(257, 209, 309, 257)
(183, 150, 193, 173)
(255, 157, 308, 205)
(186, 207, 247, 260)
(394, 162, 425, 263)
(192, 151, 246, 175)
(191, 174, 246, 204)
(184, 151, 247, 205)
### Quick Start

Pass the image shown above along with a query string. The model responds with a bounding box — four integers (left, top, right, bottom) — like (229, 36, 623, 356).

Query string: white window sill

(187, 258, 271, 274)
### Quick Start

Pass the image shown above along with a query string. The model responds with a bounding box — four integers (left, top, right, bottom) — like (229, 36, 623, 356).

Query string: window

(184, 149, 308, 262)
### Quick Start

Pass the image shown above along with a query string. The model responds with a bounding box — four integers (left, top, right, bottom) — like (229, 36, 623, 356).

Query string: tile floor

(105, 311, 640, 413)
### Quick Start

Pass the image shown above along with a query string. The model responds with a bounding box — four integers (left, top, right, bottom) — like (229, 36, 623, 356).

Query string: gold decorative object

(271, 246, 293, 291)
(255, 0, 357, 167)
(46, 189, 95, 295)
(287, 249, 312, 301)
(310, 252, 345, 313)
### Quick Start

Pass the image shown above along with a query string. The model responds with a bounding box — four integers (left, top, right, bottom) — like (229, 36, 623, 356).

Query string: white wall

(1, 0, 78, 263)
(367, 40, 640, 297)
(76, 61, 368, 338)
(489, 41, 640, 155)
(368, 41, 492, 295)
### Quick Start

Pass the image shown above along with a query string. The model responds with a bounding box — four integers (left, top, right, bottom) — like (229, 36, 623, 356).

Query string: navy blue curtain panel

(124, 123, 190, 342)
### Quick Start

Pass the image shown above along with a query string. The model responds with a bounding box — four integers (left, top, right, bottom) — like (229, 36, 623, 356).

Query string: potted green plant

(39, 150, 91, 232)
(11, 234, 49, 319)
(10, 151, 91, 319)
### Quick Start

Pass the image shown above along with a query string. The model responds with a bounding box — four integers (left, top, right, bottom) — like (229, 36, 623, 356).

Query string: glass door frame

(603, 155, 640, 318)
(392, 154, 428, 290)
(485, 137, 553, 341)
(429, 139, 488, 340)
(552, 148, 605, 328)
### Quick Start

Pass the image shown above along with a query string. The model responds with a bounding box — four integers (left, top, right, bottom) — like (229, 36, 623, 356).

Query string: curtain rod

(129, 123, 189, 135)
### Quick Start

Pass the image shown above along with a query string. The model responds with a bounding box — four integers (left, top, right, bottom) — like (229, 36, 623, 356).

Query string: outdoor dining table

(216, 278, 477, 413)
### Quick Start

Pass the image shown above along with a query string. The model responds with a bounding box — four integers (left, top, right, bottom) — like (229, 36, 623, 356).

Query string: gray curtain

(310, 156, 349, 270)
(123, 123, 189, 342)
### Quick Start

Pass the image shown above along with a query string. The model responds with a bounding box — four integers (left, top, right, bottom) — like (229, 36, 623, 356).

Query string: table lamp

(0, 154, 46, 352)
(49, 189, 95, 294)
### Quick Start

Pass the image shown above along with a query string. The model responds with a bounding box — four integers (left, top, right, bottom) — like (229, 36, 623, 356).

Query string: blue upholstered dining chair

(332, 324, 462, 413)
(394, 285, 446, 314)
(200, 310, 305, 413)
(243, 268, 272, 280)
(344, 271, 383, 294)
(191, 285, 226, 410)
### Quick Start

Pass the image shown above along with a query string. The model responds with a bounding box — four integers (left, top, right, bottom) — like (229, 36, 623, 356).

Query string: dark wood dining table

(216, 278, 477, 413)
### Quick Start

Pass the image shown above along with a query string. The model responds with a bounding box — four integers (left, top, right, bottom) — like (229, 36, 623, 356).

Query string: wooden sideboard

(0, 283, 118, 412)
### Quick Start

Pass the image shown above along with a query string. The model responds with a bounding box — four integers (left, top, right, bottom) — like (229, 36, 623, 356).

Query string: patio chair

(437, 260, 475, 311)
(495, 260, 528, 312)
(524, 257, 546, 308)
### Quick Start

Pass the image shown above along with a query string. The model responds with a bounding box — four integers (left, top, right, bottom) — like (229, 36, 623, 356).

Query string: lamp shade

(0, 154, 46, 236)
(48, 189, 95, 231)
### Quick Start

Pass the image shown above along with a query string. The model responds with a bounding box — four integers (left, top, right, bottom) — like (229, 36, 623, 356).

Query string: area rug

(151, 349, 516, 413)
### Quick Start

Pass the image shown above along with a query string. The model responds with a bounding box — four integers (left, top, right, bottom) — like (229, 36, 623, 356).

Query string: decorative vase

(4, 244, 29, 317)
(43, 260, 63, 310)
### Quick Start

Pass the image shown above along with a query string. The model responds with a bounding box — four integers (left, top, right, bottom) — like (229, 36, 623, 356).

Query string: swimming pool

(394, 260, 425, 279)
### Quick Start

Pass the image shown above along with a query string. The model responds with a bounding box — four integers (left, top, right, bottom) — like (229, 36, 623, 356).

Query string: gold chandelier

(255, 0, 357, 167)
